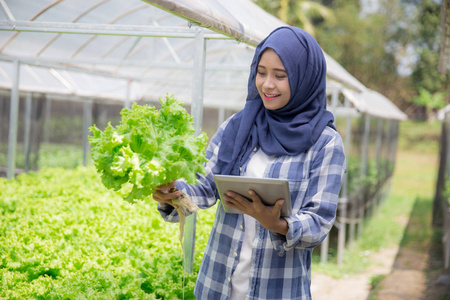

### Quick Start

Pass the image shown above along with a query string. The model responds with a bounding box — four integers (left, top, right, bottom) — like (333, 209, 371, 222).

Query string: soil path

(311, 247, 399, 300)
(311, 217, 450, 300)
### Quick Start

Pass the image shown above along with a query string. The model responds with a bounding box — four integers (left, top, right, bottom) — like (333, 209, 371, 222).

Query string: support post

(7, 60, 20, 180)
(358, 114, 371, 237)
(184, 28, 206, 273)
(43, 96, 51, 143)
(320, 235, 329, 264)
(337, 97, 353, 266)
(82, 101, 92, 167)
(24, 93, 32, 171)
(125, 78, 131, 108)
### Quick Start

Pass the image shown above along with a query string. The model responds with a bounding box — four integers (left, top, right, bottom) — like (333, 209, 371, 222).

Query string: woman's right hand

(152, 180, 182, 207)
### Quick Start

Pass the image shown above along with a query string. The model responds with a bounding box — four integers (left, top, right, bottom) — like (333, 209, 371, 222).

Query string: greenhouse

(0, 0, 409, 298)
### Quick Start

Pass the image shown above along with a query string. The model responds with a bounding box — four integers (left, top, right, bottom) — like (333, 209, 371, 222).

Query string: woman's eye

(276, 74, 287, 79)
(257, 71, 266, 76)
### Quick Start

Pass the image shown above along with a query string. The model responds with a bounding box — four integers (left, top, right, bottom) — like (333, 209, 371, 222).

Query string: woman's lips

(263, 93, 280, 101)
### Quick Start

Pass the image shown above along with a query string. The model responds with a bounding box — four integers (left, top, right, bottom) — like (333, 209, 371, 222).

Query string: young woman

(153, 26, 346, 300)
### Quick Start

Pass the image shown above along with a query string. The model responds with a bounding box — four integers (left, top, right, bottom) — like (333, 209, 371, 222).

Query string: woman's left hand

(223, 190, 288, 235)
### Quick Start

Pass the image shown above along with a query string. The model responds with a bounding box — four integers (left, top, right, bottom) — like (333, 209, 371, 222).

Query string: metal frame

(0, 0, 407, 270)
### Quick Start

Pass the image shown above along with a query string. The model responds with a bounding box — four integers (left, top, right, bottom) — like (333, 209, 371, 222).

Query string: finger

(225, 191, 246, 200)
(248, 190, 263, 205)
(152, 189, 181, 202)
(156, 180, 177, 193)
(275, 199, 285, 211)
(224, 192, 246, 210)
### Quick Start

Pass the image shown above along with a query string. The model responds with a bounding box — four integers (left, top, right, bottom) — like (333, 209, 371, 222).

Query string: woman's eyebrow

(257, 65, 287, 73)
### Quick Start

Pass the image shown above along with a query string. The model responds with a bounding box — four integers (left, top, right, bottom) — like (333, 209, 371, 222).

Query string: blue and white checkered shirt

(158, 117, 346, 300)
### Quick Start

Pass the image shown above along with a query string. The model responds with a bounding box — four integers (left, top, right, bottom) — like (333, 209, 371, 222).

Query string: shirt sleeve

(157, 118, 231, 222)
(270, 129, 346, 255)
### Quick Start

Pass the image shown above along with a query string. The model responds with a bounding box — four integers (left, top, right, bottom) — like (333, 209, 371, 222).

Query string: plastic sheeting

(438, 104, 450, 121)
(145, 0, 368, 92)
(0, 0, 402, 118)
(342, 88, 407, 121)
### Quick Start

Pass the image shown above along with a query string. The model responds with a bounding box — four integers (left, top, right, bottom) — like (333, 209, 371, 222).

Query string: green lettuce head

(89, 94, 208, 203)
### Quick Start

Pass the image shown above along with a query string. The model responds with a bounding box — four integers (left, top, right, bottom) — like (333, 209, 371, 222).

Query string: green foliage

(255, 0, 335, 36)
(409, 0, 450, 109)
(411, 88, 447, 112)
(255, 0, 447, 119)
(412, 48, 449, 94)
(89, 94, 208, 203)
(0, 167, 216, 299)
(314, 1, 398, 89)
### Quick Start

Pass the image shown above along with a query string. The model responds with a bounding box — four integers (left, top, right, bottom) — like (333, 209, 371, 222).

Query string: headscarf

(217, 26, 335, 176)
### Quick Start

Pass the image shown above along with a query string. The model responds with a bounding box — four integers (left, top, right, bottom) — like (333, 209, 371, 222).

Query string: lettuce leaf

(89, 94, 208, 202)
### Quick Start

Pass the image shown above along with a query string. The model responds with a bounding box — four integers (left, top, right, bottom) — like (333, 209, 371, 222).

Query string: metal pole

(358, 114, 371, 237)
(321, 87, 340, 264)
(190, 29, 206, 136)
(330, 88, 339, 116)
(125, 78, 131, 108)
(320, 235, 329, 264)
(337, 97, 353, 266)
(361, 114, 370, 178)
(375, 118, 383, 173)
(385, 119, 393, 177)
(82, 100, 92, 167)
(7, 60, 20, 180)
(24, 93, 32, 172)
(43, 96, 51, 143)
(184, 28, 206, 274)
(218, 107, 225, 127)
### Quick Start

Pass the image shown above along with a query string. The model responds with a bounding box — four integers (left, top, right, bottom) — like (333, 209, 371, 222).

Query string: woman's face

(255, 48, 291, 110)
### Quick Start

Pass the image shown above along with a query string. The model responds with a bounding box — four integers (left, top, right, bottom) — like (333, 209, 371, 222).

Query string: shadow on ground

(371, 197, 450, 300)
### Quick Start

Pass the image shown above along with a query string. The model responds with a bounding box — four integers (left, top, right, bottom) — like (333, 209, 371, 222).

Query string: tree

(411, 0, 449, 94)
(313, 1, 398, 89)
(253, 0, 449, 120)
(254, 0, 335, 36)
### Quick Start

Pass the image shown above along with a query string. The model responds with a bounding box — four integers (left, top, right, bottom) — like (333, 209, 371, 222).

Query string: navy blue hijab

(218, 26, 335, 176)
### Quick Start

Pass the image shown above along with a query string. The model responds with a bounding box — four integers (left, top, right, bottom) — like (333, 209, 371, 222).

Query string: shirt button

(253, 147, 257, 152)
(228, 277, 231, 282)
(233, 252, 238, 257)
(240, 225, 244, 230)
(239, 167, 242, 172)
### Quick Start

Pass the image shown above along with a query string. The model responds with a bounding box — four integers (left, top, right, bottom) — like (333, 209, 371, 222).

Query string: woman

(153, 26, 346, 300)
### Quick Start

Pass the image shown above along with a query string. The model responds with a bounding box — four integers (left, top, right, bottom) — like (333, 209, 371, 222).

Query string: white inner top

(230, 149, 276, 299)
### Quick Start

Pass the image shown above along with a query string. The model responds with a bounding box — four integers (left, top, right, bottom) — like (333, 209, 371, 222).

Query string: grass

(312, 119, 441, 277)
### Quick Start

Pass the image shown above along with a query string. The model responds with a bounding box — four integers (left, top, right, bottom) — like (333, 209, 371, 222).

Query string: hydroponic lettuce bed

(0, 166, 215, 299)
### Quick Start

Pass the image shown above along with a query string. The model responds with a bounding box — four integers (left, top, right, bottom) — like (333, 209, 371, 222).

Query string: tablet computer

(214, 174, 292, 217)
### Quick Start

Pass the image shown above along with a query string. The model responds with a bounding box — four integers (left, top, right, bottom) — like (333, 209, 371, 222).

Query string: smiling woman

(153, 26, 346, 300)
(255, 48, 291, 110)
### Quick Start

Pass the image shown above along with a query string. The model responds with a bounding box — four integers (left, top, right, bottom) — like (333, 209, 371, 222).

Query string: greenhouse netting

(0, 0, 407, 276)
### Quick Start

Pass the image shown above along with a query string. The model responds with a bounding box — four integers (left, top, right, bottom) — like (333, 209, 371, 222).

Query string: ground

(311, 121, 450, 300)
(310, 210, 450, 300)
(311, 247, 398, 300)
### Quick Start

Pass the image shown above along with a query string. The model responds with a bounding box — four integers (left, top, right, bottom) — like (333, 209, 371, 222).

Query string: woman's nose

(263, 76, 276, 89)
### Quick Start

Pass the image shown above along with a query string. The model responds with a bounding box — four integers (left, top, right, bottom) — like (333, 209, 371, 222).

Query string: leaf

(89, 94, 208, 202)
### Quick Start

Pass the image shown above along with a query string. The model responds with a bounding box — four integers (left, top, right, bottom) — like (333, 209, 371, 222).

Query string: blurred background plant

(253, 0, 450, 121)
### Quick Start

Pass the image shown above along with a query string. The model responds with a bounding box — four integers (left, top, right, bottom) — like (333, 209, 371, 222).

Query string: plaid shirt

(159, 118, 345, 300)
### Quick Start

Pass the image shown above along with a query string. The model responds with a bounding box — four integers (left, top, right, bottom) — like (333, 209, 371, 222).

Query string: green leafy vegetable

(89, 94, 208, 202)
(1, 166, 217, 299)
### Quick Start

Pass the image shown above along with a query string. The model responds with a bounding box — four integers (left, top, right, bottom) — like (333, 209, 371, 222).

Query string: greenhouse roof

(0, 0, 401, 118)
(438, 104, 450, 121)
(341, 88, 407, 121)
